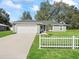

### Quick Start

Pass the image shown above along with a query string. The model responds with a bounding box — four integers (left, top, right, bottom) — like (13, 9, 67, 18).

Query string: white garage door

(17, 26, 37, 34)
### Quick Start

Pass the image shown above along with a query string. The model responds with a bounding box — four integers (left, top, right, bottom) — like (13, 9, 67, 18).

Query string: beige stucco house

(12, 20, 67, 34)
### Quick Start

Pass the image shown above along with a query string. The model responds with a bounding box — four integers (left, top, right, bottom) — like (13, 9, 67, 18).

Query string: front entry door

(40, 25, 45, 33)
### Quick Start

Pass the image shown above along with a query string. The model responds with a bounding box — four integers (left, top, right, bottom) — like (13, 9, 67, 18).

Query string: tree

(21, 11, 32, 21)
(0, 8, 11, 26)
(35, 1, 79, 29)
(35, 1, 52, 21)
(66, 8, 79, 29)
(49, 2, 79, 29)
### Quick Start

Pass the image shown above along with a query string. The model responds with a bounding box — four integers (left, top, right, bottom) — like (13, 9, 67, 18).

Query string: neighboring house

(0, 23, 8, 31)
(12, 20, 67, 34)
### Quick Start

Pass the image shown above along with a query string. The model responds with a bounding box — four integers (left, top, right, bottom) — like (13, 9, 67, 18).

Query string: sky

(0, 0, 79, 21)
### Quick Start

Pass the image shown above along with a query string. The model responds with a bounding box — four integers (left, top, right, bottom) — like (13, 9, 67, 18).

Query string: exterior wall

(11, 25, 17, 33)
(37, 25, 40, 34)
(52, 25, 66, 32)
(62, 26, 66, 31)
(0, 26, 7, 31)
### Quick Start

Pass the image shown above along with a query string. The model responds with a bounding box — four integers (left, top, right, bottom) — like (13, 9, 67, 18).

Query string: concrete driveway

(0, 33, 36, 59)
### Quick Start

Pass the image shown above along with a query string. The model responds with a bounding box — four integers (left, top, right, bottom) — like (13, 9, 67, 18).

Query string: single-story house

(0, 23, 8, 31)
(12, 20, 67, 34)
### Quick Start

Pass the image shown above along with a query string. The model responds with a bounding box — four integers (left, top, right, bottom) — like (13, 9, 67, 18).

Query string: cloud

(31, 5, 40, 11)
(12, 0, 34, 3)
(50, 0, 78, 6)
(62, 0, 77, 6)
(6, 11, 11, 15)
(25, 0, 34, 2)
(1, 0, 22, 10)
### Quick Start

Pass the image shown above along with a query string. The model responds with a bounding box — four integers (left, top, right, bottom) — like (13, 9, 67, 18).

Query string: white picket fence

(39, 34, 79, 49)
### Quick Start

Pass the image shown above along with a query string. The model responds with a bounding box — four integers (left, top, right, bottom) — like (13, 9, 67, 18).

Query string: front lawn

(47, 30, 79, 36)
(27, 30, 79, 59)
(0, 31, 15, 37)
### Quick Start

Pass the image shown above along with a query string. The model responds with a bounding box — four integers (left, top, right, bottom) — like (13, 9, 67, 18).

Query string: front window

(60, 26, 62, 30)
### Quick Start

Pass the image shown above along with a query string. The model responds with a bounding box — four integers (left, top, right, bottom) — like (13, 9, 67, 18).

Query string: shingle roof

(14, 20, 67, 26)
(0, 23, 8, 27)
(36, 21, 67, 26)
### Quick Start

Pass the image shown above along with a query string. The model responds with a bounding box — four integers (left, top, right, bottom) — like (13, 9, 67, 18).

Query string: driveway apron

(0, 33, 36, 59)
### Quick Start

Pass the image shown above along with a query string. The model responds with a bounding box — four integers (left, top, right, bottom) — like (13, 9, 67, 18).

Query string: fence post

(72, 35, 75, 49)
(39, 34, 41, 49)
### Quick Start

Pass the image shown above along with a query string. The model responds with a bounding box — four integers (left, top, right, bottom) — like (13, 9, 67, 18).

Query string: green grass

(47, 30, 79, 36)
(0, 31, 15, 37)
(27, 30, 79, 59)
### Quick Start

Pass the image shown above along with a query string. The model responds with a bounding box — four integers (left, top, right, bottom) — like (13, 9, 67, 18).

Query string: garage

(17, 26, 37, 33)
(13, 21, 38, 34)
